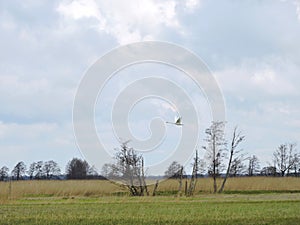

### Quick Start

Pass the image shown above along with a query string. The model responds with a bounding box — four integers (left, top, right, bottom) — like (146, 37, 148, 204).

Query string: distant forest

(0, 158, 105, 181)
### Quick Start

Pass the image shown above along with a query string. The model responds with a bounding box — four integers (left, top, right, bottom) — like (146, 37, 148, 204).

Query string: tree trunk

(219, 127, 244, 193)
(213, 135, 217, 193)
(187, 151, 198, 196)
(177, 166, 183, 196)
(219, 143, 234, 193)
(152, 180, 159, 196)
(213, 175, 217, 193)
(141, 159, 149, 196)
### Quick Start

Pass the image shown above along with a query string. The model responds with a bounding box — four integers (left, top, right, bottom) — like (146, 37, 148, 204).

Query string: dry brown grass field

(1, 177, 300, 200)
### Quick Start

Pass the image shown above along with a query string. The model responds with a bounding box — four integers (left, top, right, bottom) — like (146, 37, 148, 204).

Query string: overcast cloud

(0, 0, 299, 172)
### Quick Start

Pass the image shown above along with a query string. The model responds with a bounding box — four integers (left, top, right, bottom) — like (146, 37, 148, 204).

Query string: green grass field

(1, 177, 300, 224)
(1, 194, 300, 224)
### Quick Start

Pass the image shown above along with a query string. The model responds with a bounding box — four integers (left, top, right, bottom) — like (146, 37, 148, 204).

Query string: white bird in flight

(166, 117, 184, 126)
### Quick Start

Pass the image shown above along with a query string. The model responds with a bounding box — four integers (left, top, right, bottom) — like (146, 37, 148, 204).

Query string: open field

(1, 194, 300, 224)
(1, 177, 300, 224)
(1, 177, 300, 199)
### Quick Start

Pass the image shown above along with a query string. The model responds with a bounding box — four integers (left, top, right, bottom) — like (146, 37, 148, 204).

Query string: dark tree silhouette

(0, 166, 9, 181)
(66, 158, 90, 179)
(260, 166, 276, 176)
(248, 155, 260, 176)
(229, 157, 247, 176)
(28, 162, 37, 180)
(12, 161, 26, 180)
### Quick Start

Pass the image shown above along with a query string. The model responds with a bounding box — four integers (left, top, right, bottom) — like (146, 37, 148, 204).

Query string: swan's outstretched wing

(175, 117, 181, 125)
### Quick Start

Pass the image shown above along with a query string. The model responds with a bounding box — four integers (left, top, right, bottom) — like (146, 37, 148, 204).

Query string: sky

(0, 0, 300, 174)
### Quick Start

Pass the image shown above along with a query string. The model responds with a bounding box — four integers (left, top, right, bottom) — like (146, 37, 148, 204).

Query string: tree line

(163, 122, 299, 194)
(0, 158, 102, 181)
(1, 121, 299, 196)
(102, 121, 299, 195)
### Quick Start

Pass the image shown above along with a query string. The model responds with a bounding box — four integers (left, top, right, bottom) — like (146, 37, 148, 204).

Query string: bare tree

(101, 163, 119, 178)
(197, 159, 207, 176)
(110, 141, 148, 196)
(291, 156, 300, 176)
(164, 161, 183, 179)
(287, 143, 299, 176)
(34, 161, 44, 179)
(43, 160, 61, 179)
(162, 161, 184, 195)
(12, 161, 26, 180)
(0, 166, 9, 181)
(273, 143, 298, 177)
(229, 157, 247, 176)
(248, 155, 260, 176)
(219, 127, 245, 193)
(203, 121, 227, 193)
(28, 162, 37, 180)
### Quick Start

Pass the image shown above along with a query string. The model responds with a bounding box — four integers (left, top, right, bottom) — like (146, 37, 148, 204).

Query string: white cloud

(213, 54, 300, 165)
(57, 0, 102, 21)
(185, 0, 201, 11)
(1, 0, 299, 169)
(56, 0, 197, 44)
(282, 0, 300, 21)
(251, 68, 296, 96)
(215, 58, 299, 97)
(293, 0, 300, 20)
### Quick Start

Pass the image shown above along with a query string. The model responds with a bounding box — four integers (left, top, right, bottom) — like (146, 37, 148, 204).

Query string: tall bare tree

(248, 155, 260, 176)
(219, 127, 245, 193)
(203, 121, 227, 193)
(273, 143, 298, 177)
